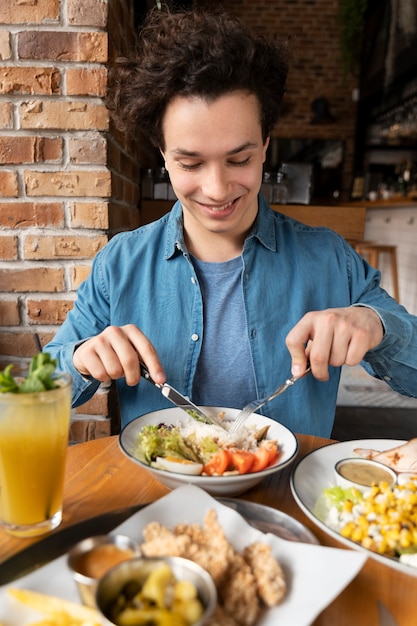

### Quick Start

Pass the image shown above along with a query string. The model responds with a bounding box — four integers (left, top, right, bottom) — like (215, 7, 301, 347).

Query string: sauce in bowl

(335, 458, 397, 490)
(72, 543, 137, 579)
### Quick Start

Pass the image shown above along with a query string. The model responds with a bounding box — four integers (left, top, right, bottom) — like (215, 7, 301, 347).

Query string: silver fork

(229, 366, 311, 433)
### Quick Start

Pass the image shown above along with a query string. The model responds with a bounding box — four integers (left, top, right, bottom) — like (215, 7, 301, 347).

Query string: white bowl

(335, 457, 397, 492)
(119, 407, 298, 497)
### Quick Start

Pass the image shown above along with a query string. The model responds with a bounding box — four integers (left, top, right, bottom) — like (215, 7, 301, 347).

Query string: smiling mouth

(203, 200, 235, 212)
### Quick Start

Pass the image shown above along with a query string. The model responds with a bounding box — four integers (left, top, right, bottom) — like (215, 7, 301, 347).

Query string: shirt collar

(165, 201, 186, 259)
(248, 195, 277, 252)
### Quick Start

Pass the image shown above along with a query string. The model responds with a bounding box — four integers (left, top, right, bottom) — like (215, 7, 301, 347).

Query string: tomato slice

(203, 449, 231, 476)
(249, 446, 271, 473)
(261, 441, 279, 465)
(230, 449, 255, 474)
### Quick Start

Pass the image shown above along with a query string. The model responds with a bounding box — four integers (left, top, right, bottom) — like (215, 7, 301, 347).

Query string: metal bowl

(96, 556, 217, 626)
(67, 534, 141, 608)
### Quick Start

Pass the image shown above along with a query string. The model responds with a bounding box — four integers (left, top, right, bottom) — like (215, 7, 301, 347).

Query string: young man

(45, 8, 417, 436)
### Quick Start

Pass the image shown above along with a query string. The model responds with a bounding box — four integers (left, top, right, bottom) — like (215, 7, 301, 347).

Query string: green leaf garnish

(0, 353, 59, 393)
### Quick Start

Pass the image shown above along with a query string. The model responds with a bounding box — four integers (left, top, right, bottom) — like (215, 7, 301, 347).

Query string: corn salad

(324, 475, 417, 560)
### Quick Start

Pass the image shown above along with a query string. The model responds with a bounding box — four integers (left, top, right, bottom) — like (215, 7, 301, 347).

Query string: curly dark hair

(107, 7, 289, 148)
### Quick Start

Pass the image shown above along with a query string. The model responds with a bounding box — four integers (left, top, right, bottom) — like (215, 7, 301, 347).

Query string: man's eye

(178, 162, 200, 171)
(229, 157, 251, 166)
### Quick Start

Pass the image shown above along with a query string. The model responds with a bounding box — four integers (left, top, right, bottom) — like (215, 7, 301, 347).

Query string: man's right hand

(73, 324, 166, 386)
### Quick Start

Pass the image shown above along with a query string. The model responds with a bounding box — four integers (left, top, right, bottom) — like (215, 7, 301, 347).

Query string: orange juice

(0, 374, 72, 537)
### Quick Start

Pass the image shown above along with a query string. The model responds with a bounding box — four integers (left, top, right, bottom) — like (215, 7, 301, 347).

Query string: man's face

(161, 91, 269, 253)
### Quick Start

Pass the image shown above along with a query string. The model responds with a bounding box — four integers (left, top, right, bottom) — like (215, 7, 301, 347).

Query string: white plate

(290, 438, 417, 576)
(119, 407, 299, 496)
(0, 485, 366, 625)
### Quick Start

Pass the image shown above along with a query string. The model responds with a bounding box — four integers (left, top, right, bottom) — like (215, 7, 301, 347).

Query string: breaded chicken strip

(243, 542, 286, 606)
(219, 552, 260, 626)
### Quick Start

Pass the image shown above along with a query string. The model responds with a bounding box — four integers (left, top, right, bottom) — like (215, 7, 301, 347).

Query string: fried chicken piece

(141, 521, 191, 556)
(178, 510, 233, 585)
(205, 604, 240, 626)
(140, 510, 286, 626)
(219, 552, 260, 626)
(243, 542, 286, 606)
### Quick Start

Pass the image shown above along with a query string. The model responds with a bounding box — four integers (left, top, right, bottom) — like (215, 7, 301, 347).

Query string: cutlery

(230, 366, 311, 433)
(377, 600, 399, 626)
(139, 362, 227, 429)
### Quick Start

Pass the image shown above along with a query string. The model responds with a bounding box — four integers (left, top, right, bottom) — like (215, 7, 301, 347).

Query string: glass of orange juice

(0, 373, 72, 537)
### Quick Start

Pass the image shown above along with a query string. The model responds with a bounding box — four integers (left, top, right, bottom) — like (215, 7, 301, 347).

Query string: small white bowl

(119, 407, 298, 497)
(335, 457, 397, 492)
(96, 556, 217, 626)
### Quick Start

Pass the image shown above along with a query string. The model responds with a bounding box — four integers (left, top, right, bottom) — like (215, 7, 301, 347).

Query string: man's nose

(201, 164, 230, 200)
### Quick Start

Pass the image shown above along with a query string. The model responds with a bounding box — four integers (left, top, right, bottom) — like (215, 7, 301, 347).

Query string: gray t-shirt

(191, 255, 257, 408)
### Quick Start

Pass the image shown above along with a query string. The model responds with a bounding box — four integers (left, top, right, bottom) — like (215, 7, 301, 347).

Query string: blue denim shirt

(45, 197, 417, 436)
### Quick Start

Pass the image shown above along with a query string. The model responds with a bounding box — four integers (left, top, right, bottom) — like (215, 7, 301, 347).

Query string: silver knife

(377, 601, 399, 626)
(139, 363, 226, 429)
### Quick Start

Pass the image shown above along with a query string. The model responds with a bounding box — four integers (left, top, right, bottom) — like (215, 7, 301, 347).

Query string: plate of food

(290, 438, 417, 576)
(119, 406, 299, 496)
(0, 485, 366, 626)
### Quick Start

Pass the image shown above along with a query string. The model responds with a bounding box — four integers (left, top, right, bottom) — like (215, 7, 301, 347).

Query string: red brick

(70, 201, 109, 229)
(0, 103, 12, 129)
(0, 31, 11, 60)
(0, 67, 61, 95)
(75, 388, 110, 416)
(70, 417, 111, 443)
(0, 235, 17, 260)
(0, 137, 63, 164)
(69, 136, 107, 164)
(0, 170, 18, 197)
(23, 234, 108, 260)
(0, 0, 59, 24)
(18, 31, 107, 63)
(19, 100, 109, 131)
(27, 299, 74, 324)
(109, 202, 140, 231)
(0, 267, 64, 292)
(66, 67, 107, 96)
(0, 331, 47, 358)
(24, 169, 111, 197)
(0, 300, 20, 326)
(70, 264, 92, 289)
(0, 202, 64, 228)
(67, 0, 108, 27)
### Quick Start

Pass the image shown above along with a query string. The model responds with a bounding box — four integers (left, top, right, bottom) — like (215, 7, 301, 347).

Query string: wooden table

(1, 434, 414, 625)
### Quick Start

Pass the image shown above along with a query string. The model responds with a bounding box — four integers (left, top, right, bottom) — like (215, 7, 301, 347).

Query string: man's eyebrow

(171, 142, 258, 157)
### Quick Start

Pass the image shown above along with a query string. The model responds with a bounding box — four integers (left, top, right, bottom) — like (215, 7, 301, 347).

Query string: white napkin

(0, 484, 367, 626)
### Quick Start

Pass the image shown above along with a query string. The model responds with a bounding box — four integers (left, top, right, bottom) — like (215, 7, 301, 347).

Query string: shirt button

(191, 333, 199, 341)
(384, 375, 391, 382)
(191, 277, 196, 284)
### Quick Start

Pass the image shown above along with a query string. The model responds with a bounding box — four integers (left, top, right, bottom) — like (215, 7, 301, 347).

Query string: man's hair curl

(107, 7, 289, 148)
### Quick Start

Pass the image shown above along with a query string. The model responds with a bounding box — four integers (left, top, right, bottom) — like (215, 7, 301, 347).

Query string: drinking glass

(0, 373, 72, 537)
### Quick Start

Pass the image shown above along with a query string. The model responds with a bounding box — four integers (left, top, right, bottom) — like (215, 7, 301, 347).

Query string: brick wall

(224, 0, 358, 195)
(0, 0, 359, 442)
(0, 0, 141, 442)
